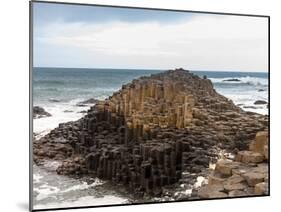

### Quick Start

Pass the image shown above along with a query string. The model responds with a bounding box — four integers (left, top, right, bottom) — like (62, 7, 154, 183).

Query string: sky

(33, 2, 268, 72)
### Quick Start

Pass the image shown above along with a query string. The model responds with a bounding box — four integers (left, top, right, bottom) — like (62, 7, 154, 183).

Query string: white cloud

(35, 15, 268, 71)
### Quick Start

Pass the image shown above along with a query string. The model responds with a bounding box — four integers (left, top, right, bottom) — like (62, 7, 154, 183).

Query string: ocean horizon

(33, 67, 268, 137)
(33, 66, 268, 74)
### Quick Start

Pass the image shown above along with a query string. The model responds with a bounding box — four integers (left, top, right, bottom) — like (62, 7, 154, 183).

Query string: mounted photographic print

(30, 1, 270, 211)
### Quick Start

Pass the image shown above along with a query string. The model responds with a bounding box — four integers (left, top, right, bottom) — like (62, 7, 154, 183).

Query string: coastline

(32, 69, 268, 208)
(33, 68, 268, 138)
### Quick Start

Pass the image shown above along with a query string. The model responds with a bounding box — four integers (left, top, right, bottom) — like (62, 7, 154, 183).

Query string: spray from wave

(209, 76, 268, 86)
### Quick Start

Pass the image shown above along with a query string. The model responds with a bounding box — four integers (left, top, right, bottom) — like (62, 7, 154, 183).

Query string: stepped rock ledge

(33, 68, 268, 199)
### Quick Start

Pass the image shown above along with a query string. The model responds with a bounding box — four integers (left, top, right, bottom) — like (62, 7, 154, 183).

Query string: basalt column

(34, 68, 268, 197)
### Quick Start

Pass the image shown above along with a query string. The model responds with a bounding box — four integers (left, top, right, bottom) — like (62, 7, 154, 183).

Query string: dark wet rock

(254, 100, 267, 105)
(245, 111, 259, 115)
(223, 78, 241, 82)
(33, 106, 51, 119)
(243, 106, 258, 109)
(33, 68, 268, 197)
(57, 157, 88, 175)
(78, 110, 87, 113)
(76, 98, 99, 107)
(48, 98, 60, 103)
(63, 110, 73, 113)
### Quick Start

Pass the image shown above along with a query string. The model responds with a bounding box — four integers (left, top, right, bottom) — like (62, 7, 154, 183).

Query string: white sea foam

(63, 180, 104, 193)
(209, 76, 268, 86)
(34, 184, 60, 201)
(42, 160, 62, 171)
(33, 165, 111, 207)
(222, 92, 268, 115)
(33, 99, 90, 139)
(214, 81, 268, 115)
(207, 75, 268, 115)
(168, 175, 208, 200)
(33, 95, 115, 139)
(209, 163, 216, 170)
(33, 96, 130, 209)
(33, 174, 43, 183)
(33, 165, 126, 208)
(194, 176, 207, 188)
(34, 195, 128, 209)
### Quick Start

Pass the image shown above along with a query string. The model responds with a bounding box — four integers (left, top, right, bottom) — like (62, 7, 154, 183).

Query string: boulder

(198, 184, 227, 198)
(215, 160, 241, 176)
(223, 78, 241, 82)
(224, 174, 245, 184)
(228, 190, 247, 197)
(249, 131, 268, 159)
(235, 151, 264, 163)
(254, 182, 268, 195)
(224, 182, 246, 191)
(243, 106, 258, 109)
(254, 100, 267, 105)
(242, 172, 265, 186)
(48, 98, 60, 102)
(76, 98, 99, 106)
(232, 167, 248, 176)
(78, 110, 87, 113)
(252, 163, 268, 174)
(33, 106, 51, 119)
(208, 174, 225, 185)
(250, 131, 268, 151)
(264, 145, 268, 160)
(223, 174, 246, 191)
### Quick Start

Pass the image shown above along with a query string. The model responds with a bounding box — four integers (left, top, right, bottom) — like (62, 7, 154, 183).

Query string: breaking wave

(209, 76, 268, 86)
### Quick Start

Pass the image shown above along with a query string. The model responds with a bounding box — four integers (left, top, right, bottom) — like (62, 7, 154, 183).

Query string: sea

(32, 67, 269, 209)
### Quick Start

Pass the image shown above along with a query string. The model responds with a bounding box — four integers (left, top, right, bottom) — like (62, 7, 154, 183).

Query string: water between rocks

(33, 160, 135, 209)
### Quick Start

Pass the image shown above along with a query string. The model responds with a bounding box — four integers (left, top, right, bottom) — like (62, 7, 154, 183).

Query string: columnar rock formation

(197, 131, 269, 198)
(33, 69, 268, 197)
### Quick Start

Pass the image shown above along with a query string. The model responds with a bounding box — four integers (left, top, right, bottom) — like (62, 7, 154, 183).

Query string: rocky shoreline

(33, 68, 268, 200)
(197, 131, 268, 198)
(33, 106, 52, 119)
